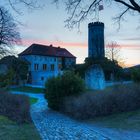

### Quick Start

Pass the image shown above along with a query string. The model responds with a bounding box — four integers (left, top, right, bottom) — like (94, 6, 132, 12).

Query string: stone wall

(85, 64, 105, 90)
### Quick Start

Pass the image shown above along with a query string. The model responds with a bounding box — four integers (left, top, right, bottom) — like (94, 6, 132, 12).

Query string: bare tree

(2, 0, 44, 14)
(0, 7, 20, 58)
(0, 0, 44, 58)
(53, 0, 140, 28)
(3, 0, 139, 29)
(105, 41, 122, 62)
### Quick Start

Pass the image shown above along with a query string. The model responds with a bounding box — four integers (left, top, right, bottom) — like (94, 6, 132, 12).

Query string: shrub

(131, 68, 140, 83)
(45, 71, 85, 110)
(63, 84, 140, 120)
(74, 57, 123, 80)
(0, 91, 31, 123)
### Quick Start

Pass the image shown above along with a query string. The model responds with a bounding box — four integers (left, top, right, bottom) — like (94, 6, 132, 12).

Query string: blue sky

(2, 1, 140, 66)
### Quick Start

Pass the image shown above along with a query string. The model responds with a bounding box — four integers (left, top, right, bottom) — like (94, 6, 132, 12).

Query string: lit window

(43, 64, 47, 70)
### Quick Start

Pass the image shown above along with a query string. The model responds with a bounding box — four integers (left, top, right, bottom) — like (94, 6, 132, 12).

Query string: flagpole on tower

(97, 0, 104, 22)
(97, 4, 99, 22)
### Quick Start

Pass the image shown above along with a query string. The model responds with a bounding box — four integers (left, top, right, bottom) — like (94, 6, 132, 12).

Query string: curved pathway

(11, 91, 140, 140)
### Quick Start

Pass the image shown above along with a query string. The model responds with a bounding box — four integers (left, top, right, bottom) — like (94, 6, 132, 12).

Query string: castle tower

(88, 22, 105, 58)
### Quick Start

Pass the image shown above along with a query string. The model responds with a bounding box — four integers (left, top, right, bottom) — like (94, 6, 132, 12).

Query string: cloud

(121, 37, 140, 41)
(21, 39, 87, 48)
(20, 38, 140, 51)
(120, 44, 140, 50)
(105, 43, 140, 50)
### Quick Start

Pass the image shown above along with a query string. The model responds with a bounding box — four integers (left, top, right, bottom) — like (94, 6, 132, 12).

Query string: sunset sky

(3, 1, 140, 67)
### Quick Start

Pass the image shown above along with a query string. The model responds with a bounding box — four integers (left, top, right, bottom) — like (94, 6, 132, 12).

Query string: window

(43, 64, 47, 70)
(58, 64, 62, 70)
(51, 64, 55, 71)
(34, 64, 39, 70)
(58, 57, 62, 62)
(34, 56, 37, 60)
(41, 77, 44, 81)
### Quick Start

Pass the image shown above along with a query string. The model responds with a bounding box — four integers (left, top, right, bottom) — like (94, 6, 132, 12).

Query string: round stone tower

(88, 22, 105, 58)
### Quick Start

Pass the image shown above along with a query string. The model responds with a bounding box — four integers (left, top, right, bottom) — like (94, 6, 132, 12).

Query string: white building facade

(19, 44, 76, 86)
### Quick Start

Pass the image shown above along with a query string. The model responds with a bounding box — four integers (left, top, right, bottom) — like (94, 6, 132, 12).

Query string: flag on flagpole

(99, 5, 104, 11)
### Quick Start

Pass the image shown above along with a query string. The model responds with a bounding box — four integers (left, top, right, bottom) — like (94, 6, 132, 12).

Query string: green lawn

(10, 86, 45, 93)
(88, 110, 140, 131)
(30, 97, 38, 105)
(0, 115, 41, 140)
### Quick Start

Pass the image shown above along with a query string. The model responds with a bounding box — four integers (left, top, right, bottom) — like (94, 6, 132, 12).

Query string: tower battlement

(88, 22, 104, 28)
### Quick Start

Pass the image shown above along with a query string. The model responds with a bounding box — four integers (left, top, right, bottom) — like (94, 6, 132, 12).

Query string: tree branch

(114, 0, 140, 12)
(129, 0, 140, 12)
(113, 8, 130, 30)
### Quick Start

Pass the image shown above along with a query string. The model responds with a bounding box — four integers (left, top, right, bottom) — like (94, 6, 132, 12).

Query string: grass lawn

(10, 86, 45, 93)
(88, 110, 140, 131)
(30, 97, 38, 105)
(0, 115, 41, 140)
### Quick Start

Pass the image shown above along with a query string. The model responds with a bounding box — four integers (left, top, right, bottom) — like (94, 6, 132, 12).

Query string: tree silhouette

(3, 0, 43, 14)
(105, 42, 120, 61)
(3, 0, 140, 29)
(105, 42, 126, 67)
(0, 7, 20, 58)
(53, 0, 140, 28)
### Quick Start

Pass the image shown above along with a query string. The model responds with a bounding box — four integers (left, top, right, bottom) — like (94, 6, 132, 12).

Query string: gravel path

(11, 91, 140, 140)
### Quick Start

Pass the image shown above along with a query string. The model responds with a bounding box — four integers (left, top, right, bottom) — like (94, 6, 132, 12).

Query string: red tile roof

(19, 44, 76, 58)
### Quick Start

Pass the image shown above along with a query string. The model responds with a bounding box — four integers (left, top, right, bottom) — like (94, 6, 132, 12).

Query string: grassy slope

(10, 86, 44, 93)
(86, 84, 140, 130)
(0, 115, 41, 140)
(88, 110, 140, 131)
(30, 97, 38, 105)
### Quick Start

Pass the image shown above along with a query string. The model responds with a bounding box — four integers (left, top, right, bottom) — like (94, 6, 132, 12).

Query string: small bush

(45, 71, 85, 110)
(0, 91, 31, 123)
(63, 84, 140, 120)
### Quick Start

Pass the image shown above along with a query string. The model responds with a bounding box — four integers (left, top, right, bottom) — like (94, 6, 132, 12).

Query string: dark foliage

(63, 84, 140, 120)
(0, 55, 29, 87)
(0, 7, 20, 58)
(45, 71, 85, 110)
(0, 91, 31, 123)
(131, 68, 140, 83)
(120, 70, 132, 81)
(74, 57, 123, 80)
